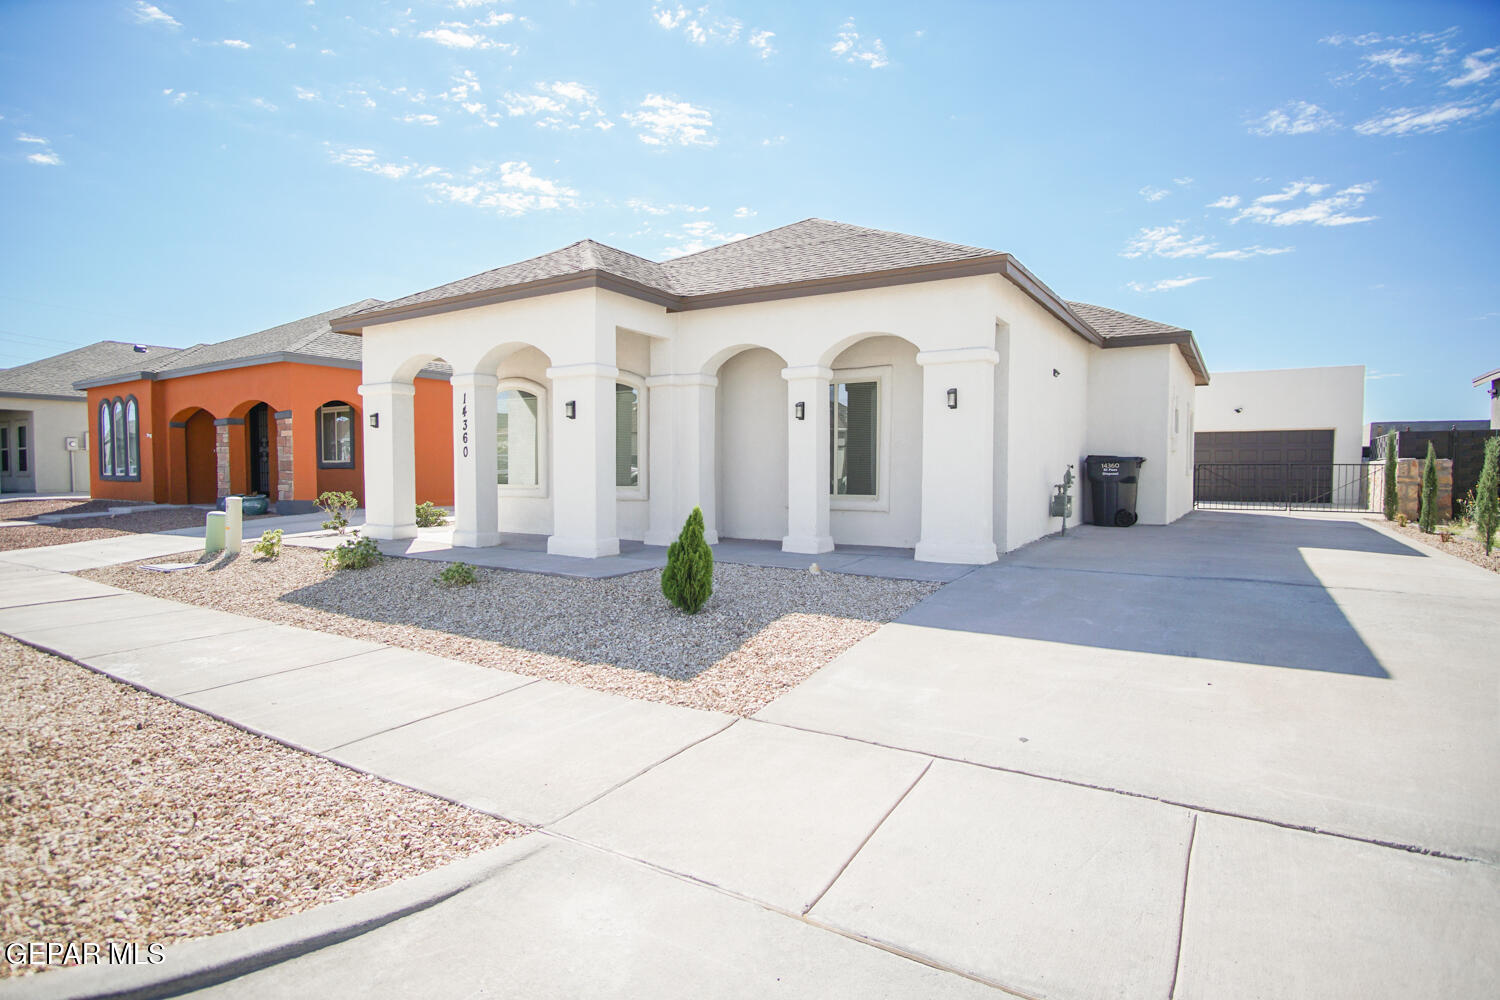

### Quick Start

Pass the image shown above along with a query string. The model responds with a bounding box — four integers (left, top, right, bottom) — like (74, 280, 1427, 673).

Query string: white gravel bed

(78, 547, 939, 716)
(0, 636, 524, 978)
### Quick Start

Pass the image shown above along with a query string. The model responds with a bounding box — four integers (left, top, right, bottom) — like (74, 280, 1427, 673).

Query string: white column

(357, 381, 417, 540)
(450, 372, 499, 548)
(546, 363, 621, 558)
(915, 348, 999, 564)
(644, 373, 719, 546)
(782, 365, 834, 554)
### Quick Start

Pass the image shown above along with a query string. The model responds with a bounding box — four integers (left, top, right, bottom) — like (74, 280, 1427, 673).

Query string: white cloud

(1249, 100, 1339, 136)
(627, 198, 708, 215)
(400, 113, 440, 126)
(427, 161, 581, 216)
(418, 24, 515, 52)
(660, 219, 749, 257)
(1122, 225, 1214, 259)
(1127, 276, 1210, 293)
(831, 18, 888, 69)
(762, 135, 787, 146)
(624, 94, 716, 147)
(1446, 47, 1499, 87)
(221, 38, 250, 49)
(329, 146, 424, 181)
(249, 97, 278, 111)
(16, 133, 47, 143)
(1139, 185, 1170, 202)
(1173, 177, 1194, 186)
(131, 2, 178, 27)
(1231, 180, 1377, 226)
(1362, 47, 1424, 77)
(1205, 245, 1294, 260)
(502, 81, 610, 130)
(162, 87, 192, 105)
(1207, 195, 1240, 209)
(652, 4, 741, 44)
(733, 205, 756, 218)
(1353, 100, 1496, 135)
(295, 86, 319, 101)
(749, 29, 775, 59)
(17, 133, 62, 165)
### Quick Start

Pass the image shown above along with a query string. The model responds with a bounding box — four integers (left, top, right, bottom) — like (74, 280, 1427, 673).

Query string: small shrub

(436, 561, 478, 587)
(1419, 441, 1438, 534)
(318, 490, 358, 534)
(1382, 431, 1398, 521)
(251, 528, 283, 559)
(1397, 513, 1408, 528)
(1475, 435, 1499, 556)
(415, 501, 449, 527)
(324, 535, 381, 571)
(661, 506, 713, 614)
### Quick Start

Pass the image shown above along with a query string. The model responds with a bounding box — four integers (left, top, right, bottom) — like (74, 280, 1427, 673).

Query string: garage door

(1194, 430, 1335, 505)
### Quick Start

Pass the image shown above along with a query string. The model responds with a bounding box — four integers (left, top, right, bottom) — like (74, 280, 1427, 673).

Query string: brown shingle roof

(1066, 301, 1189, 340)
(0, 341, 182, 399)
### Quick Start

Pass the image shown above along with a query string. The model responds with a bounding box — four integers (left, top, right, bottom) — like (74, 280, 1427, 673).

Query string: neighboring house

(1475, 367, 1499, 429)
(0, 341, 179, 495)
(1193, 365, 1366, 505)
(76, 301, 454, 513)
(335, 219, 1209, 563)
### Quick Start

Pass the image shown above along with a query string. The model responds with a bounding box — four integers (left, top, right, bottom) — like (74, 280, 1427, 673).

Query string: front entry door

(247, 403, 271, 497)
(0, 417, 35, 493)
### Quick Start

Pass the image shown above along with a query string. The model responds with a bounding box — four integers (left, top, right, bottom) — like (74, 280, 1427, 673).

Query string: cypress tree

(1475, 435, 1499, 556)
(1419, 441, 1438, 534)
(661, 506, 714, 614)
(1382, 430, 1398, 521)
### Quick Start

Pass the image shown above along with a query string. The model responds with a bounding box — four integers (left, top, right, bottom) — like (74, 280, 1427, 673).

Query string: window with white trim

(615, 378, 645, 495)
(317, 402, 355, 467)
(830, 378, 879, 497)
(497, 388, 540, 487)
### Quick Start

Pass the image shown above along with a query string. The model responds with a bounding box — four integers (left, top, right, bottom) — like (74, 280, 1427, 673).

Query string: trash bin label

(1099, 462, 1120, 476)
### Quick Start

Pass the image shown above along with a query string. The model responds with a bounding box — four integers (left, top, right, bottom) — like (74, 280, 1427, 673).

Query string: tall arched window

(615, 377, 646, 495)
(98, 396, 141, 480)
(99, 401, 113, 477)
(112, 400, 126, 476)
(125, 398, 139, 477)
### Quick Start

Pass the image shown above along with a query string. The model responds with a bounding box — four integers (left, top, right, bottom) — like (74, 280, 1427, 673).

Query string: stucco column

(449, 372, 500, 548)
(644, 373, 719, 546)
(915, 348, 999, 564)
(782, 365, 834, 554)
(546, 363, 621, 558)
(357, 381, 417, 540)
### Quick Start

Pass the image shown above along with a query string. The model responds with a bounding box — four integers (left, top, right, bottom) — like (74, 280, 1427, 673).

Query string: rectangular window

(615, 383, 639, 489)
(0, 427, 9, 474)
(497, 389, 539, 487)
(830, 379, 878, 497)
(319, 405, 354, 466)
(16, 424, 27, 474)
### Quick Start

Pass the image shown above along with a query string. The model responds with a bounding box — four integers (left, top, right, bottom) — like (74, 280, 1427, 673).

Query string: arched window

(99, 401, 113, 477)
(614, 375, 646, 496)
(317, 401, 356, 468)
(496, 378, 546, 495)
(125, 398, 139, 476)
(112, 399, 126, 477)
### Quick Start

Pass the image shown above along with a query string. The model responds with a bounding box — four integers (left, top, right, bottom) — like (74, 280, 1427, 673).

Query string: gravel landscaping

(1379, 517, 1500, 574)
(0, 635, 524, 978)
(78, 548, 939, 716)
(0, 498, 150, 521)
(0, 508, 243, 553)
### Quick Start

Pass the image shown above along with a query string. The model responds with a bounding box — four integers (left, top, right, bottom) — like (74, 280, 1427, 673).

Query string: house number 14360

(460, 393, 469, 458)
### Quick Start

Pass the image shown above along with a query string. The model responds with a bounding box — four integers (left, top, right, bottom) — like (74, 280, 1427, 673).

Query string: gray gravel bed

(79, 547, 939, 716)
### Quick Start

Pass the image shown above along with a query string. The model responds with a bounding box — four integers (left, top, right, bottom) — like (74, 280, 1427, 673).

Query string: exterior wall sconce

(1052, 368, 1061, 378)
(565, 400, 577, 419)
(1234, 406, 1244, 413)
(794, 401, 805, 420)
(368, 413, 379, 428)
(946, 388, 958, 409)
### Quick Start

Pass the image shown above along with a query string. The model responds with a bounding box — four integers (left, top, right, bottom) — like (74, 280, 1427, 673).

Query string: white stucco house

(334, 219, 1208, 564)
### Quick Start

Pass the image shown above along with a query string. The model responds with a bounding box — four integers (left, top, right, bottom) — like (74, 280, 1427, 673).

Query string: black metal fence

(1193, 463, 1372, 512)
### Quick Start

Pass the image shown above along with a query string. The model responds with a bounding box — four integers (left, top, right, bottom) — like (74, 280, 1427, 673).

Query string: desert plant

(436, 561, 478, 587)
(251, 528, 283, 559)
(318, 490, 358, 534)
(1475, 435, 1499, 556)
(1397, 513, 1408, 528)
(661, 506, 713, 614)
(324, 535, 381, 570)
(1419, 441, 1438, 534)
(1382, 431, 1398, 521)
(415, 501, 449, 527)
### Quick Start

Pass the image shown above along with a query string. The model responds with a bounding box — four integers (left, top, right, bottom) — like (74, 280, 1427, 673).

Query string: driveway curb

(0, 836, 545, 1000)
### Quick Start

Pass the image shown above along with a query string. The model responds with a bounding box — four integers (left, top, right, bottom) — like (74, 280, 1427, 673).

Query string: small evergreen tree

(1382, 431, 1398, 521)
(1475, 435, 1499, 556)
(1419, 441, 1438, 534)
(661, 507, 713, 614)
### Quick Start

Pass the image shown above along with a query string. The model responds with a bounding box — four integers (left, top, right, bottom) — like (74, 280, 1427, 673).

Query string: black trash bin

(1085, 455, 1146, 527)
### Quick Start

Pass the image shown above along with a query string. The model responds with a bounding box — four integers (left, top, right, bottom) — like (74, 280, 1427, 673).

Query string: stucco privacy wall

(1086, 345, 1179, 526)
(0, 397, 89, 494)
(1164, 347, 1198, 521)
(1195, 365, 1366, 466)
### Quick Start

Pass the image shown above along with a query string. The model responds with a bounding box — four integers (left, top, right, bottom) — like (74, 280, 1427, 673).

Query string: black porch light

(946, 387, 958, 409)
(368, 413, 379, 428)
(794, 401, 805, 420)
(565, 400, 577, 419)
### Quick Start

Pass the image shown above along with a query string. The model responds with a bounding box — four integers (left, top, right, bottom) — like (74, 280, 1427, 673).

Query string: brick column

(274, 410, 295, 502)
(214, 422, 232, 497)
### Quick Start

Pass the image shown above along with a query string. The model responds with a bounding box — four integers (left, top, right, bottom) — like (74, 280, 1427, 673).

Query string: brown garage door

(1194, 430, 1336, 505)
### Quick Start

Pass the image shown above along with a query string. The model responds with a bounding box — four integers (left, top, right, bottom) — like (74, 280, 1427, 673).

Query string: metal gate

(1193, 462, 1371, 512)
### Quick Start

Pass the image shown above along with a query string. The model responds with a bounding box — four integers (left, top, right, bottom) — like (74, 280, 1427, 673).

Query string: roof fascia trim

(1100, 331, 1211, 386)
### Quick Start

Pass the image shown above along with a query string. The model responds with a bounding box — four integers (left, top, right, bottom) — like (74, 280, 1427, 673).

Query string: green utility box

(205, 511, 226, 554)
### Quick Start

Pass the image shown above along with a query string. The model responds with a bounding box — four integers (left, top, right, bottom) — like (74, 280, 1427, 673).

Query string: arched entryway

(713, 346, 789, 541)
(167, 407, 217, 505)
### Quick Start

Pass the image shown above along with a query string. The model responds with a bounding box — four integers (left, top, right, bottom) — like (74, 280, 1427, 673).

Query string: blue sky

(2, 0, 1497, 421)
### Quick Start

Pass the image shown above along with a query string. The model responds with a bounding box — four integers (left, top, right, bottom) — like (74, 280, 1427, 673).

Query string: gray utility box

(1049, 492, 1073, 518)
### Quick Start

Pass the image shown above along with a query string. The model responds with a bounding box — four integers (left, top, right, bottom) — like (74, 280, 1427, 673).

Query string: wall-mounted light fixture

(946, 388, 958, 409)
(564, 400, 577, 420)
(1052, 368, 1061, 378)
(794, 401, 806, 420)
(368, 413, 379, 428)
(1233, 406, 1244, 414)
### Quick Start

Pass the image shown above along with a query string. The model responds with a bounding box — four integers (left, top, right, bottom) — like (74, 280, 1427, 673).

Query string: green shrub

(1475, 435, 1499, 556)
(1419, 441, 1438, 534)
(318, 490, 358, 534)
(1382, 431, 1398, 521)
(251, 528, 283, 559)
(661, 506, 713, 614)
(324, 535, 381, 571)
(436, 561, 478, 587)
(415, 501, 449, 527)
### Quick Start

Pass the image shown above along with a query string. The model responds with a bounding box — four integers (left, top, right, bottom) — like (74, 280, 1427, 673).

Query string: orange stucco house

(77, 301, 453, 512)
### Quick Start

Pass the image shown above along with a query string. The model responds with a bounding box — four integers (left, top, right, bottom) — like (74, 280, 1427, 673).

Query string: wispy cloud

(1205, 245, 1294, 261)
(17, 133, 62, 166)
(162, 87, 193, 105)
(660, 219, 749, 257)
(418, 22, 515, 52)
(1249, 100, 1339, 136)
(1365, 368, 1403, 380)
(1446, 47, 1499, 87)
(1139, 185, 1170, 203)
(131, 2, 179, 27)
(627, 198, 708, 215)
(652, 4, 740, 44)
(502, 81, 611, 130)
(221, 38, 250, 49)
(1123, 224, 1292, 261)
(327, 146, 578, 217)
(399, 113, 440, 126)
(624, 94, 716, 147)
(1353, 99, 1499, 136)
(733, 205, 756, 218)
(1127, 276, 1210, 293)
(249, 97, 277, 112)
(1207, 195, 1240, 209)
(749, 30, 775, 59)
(831, 18, 888, 69)
(1226, 180, 1377, 226)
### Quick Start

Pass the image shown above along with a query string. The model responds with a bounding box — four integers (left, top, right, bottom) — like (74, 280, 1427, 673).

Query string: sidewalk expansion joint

(1167, 812, 1199, 1000)
(802, 758, 932, 916)
(175, 645, 401, 697)
(319, 678, 546, 754)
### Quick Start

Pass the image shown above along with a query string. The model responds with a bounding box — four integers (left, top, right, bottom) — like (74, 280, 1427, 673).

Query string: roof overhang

(1473, 367, 1500, 388)
(1101, 331, 1211, 386)
(73, 352, 449, 391)
(0, 390, 86, 403)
